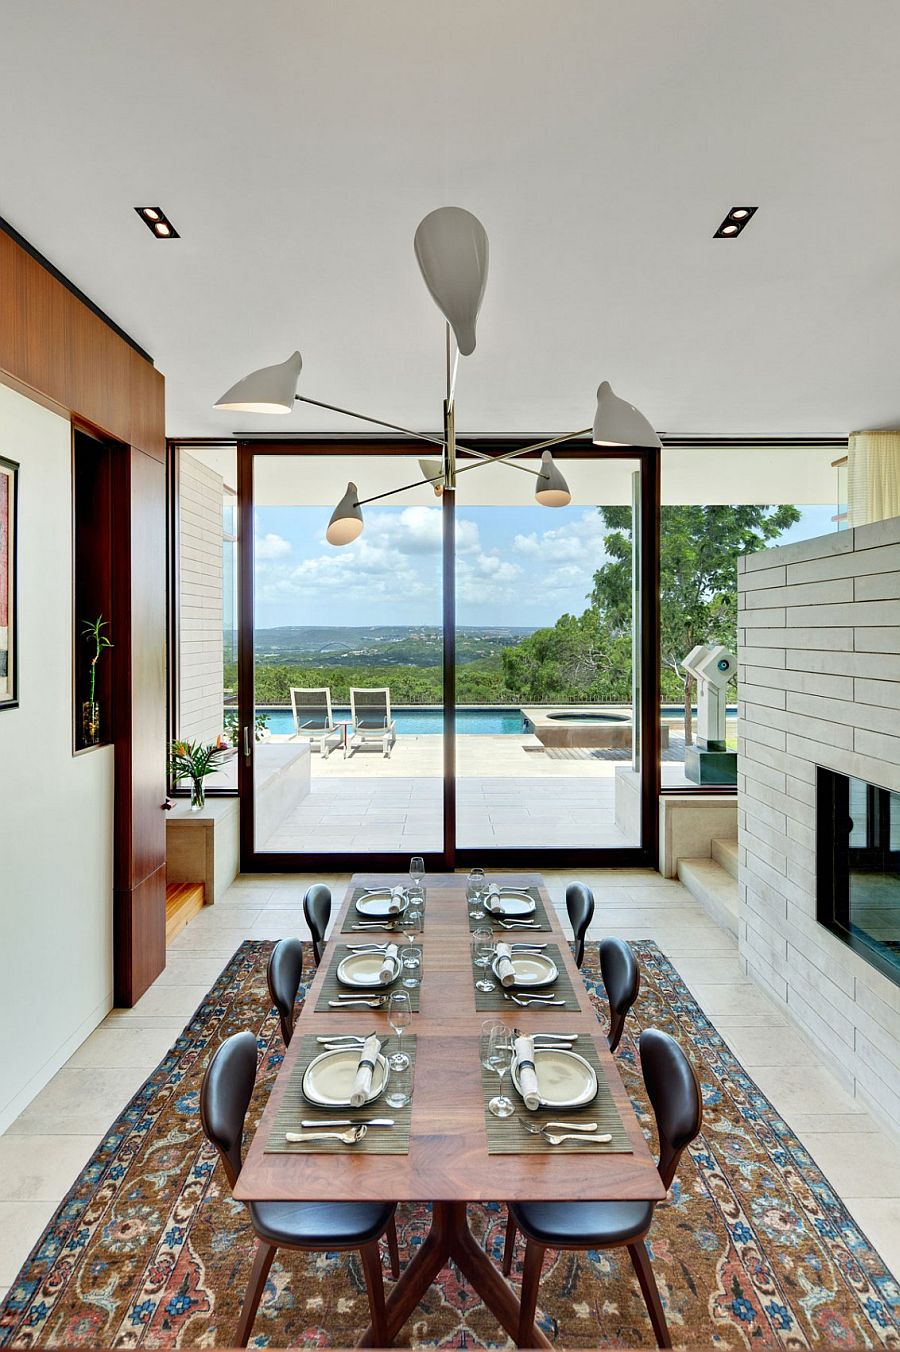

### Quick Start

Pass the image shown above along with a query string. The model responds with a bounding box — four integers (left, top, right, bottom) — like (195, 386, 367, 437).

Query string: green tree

(500, 610, 632, 702)
(591, 504, 801, 743)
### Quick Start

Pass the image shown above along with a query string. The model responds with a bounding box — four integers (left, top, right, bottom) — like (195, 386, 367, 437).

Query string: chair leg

(386, 1214, 400, 1278)
(235, 1239, 276, 1347)
(360, 1239, 389, 1346)
(628, 1240, 671, 1348)
(502, 1214, 518, 1275)
(516, 1239, 545, 1348)
(607, 1009, 625, 1053)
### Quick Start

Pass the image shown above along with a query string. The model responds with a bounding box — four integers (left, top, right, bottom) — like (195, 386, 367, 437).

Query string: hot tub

(523, 706, 669, 751)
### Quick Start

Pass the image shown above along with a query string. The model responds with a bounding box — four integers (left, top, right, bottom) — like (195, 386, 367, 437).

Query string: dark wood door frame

(236, 439, 660, 872)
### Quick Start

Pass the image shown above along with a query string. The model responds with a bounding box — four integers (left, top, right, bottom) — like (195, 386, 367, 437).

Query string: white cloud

(255, 532, 292, 560)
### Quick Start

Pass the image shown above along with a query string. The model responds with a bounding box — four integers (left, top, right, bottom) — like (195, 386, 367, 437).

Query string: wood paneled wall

(0, 224, 167, 1005)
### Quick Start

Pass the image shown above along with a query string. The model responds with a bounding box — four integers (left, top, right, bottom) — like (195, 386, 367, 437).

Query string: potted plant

(168, 739, 232, 811)
(81, 615, 113, 746)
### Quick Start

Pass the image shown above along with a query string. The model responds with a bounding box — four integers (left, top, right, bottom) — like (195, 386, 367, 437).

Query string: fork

(495, 919, 540, 930)
(328, 997, 386, 1008)
(503, 993, 566, 1007)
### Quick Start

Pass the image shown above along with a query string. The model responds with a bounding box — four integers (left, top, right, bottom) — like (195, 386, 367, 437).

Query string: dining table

(235, 872, 665, 1347)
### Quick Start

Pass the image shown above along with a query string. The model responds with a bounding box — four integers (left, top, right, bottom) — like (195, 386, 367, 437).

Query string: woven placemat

(340, 887, 427, 935)
(466, 887, 553, 934)
(265, 1034, 416, 1155)
(479, 1034, 632, 1154)
(471, 944, 581, 1012)
(314, 945, 422, 1012)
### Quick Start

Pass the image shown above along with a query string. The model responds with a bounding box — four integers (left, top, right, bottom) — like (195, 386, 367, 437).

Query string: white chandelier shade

(413, 206, 489, 357)
(418, 458, 445, 496)
(214, 349, 303, 415)
(534, 450, 572, 507)
(592, 380, 662, 450)
(325, 482, 364, 545)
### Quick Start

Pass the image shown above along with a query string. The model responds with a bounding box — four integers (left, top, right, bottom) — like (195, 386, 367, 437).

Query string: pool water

(258, 707, 527, 736)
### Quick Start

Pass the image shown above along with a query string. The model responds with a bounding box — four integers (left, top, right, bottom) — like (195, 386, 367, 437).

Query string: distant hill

(238, 625, 535, 668)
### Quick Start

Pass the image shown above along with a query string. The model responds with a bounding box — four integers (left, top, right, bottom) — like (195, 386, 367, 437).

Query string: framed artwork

(0, 456, 18, 710)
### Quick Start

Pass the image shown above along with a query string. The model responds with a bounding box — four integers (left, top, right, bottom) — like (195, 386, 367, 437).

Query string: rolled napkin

(483, 883, 503, 913)
(379, 943, 400, 983)
(514, 1034, 541, 1111)
(387, 885, 406, 915)
(349, 1034, 382, 1108)
(495, 941, 517, 987)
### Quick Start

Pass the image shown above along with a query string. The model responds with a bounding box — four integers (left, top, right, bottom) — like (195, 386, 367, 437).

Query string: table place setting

(470, 936, 581, 1012)
(465, 869, 552, 933)
(478, 1024, 632, 1155)
(266, 1029, 417, 1155)
(315, 941, 423, 1011)
(341, 883, 426, 934)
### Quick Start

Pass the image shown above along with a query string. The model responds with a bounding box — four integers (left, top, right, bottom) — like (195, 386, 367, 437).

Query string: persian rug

(1, 940, 898, 1349)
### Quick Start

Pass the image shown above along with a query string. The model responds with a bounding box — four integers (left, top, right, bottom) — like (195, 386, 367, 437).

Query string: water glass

(407, 883, 424, 921)
(400, 944, 420, 989)
(387, 991, 411, 1070)
(385, 1056, 413, 1109)
(472, 929, 496, 991)
(467, 866, 486, 918)
(481, 1020, 515, 1118)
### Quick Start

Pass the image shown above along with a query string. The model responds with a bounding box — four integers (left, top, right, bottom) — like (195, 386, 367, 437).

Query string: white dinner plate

(484, 892, 536, 919)
(302, 1047, 390, 1107)
(512, 1047, 597, 1108)
(355, 894, 409, 919)
(491, 951, 558, 988)
(337, 950, 401, 988)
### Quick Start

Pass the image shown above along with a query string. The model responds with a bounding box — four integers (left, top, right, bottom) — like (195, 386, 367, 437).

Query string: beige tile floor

(1, 868, 899, 1305)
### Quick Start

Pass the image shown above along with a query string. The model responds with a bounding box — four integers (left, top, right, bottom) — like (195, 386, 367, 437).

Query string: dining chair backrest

(565, 882, 595, 969)
(599, 936, 640, 1052)
(290, 687, 334, 732)
(266, 937, 304, 1047)
(639, 1027, 703, 1191)
(350, 687, 392, 729)
(303, 883, 332, 965)
(199, 1029, 259, 1190)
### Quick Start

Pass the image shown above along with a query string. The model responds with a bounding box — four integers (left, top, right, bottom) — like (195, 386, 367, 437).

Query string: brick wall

(737, 516, 900, 1132)
(178, 453, 224, 746)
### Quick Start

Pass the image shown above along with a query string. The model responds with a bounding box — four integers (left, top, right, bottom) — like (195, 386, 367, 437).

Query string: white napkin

(379, 943, 400, 983)
(387, 885, 405, 915)
(514, 1034, 541, 1111)
(495, 941, 516, 987)
(484, 884, 503, 913)
(349, 1034, 382, 1108)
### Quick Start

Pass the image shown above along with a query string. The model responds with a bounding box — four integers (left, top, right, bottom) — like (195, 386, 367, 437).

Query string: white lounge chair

(289, 687, 344, 758)
(348, 687, 397, 758)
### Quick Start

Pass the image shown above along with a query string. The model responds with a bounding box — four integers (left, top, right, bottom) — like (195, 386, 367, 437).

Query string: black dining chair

(303, 883, 332, 966)
(566, 882, 595, 968)
(600, 936, 641, 1053)
(200, 1030, 400, 1347)
(266, 937, 304, 1046)
(501, 1027, 703, 1349)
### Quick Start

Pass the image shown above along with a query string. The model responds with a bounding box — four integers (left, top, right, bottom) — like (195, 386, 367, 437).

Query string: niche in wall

(73, 426, 114, 751)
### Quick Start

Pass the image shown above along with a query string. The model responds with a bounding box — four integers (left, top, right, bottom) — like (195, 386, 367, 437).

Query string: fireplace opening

(817, 767, 900, 986)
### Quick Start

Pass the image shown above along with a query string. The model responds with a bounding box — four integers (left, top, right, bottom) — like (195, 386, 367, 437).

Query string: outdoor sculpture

(682, 643, 737, 785)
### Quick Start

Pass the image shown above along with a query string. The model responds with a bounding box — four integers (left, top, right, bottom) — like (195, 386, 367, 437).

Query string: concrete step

(677, 857, 739, 937)
(711, 837, 739, 880)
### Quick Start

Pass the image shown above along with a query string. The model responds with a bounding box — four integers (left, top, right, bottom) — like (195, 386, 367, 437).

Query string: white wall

(0, 381, 114, 1134)
(737, 519, 900, 1136)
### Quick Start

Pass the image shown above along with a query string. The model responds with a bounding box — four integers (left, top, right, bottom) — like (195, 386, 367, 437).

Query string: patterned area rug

(1, 940, 898, 1349)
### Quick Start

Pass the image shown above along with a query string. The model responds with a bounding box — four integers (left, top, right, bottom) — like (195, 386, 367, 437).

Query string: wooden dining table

(235, 873, 665, 1347)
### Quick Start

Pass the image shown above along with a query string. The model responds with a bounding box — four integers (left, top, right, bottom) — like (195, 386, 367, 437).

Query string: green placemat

(471, 944, 581, 1012)
(466, 887, 553, 934)
(341, 887, 427, 934)
(479, 1034, 632, 1154)
(315, 944, 422, 1012)
(265, 1034, 416, 1155)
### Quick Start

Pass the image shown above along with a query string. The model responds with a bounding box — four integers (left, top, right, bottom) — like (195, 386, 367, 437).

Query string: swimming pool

(257, 706, 527, 736)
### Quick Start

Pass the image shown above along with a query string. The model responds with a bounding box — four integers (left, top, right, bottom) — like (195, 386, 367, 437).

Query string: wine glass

(472, 928, 496, 992)
(481, 1020, 515, 1118)
(387, 991, 411, 1070)
(467, 867, 486, 919)
(409, 856, 425, 890)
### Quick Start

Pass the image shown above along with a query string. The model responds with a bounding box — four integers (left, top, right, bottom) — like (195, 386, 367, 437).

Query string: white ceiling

(3, 1, 900, 440)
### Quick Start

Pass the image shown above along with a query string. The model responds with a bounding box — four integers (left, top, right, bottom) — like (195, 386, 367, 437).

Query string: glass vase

(190, 777, 206, 811)
(82, 700, 100, 747)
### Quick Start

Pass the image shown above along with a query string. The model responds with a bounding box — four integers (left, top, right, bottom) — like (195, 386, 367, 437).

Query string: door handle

(243, 725, 251, 760)
(161, 799, 174, 811)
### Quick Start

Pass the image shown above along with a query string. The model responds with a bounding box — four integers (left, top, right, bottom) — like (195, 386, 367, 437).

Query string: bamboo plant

(80, 615, 113, 745)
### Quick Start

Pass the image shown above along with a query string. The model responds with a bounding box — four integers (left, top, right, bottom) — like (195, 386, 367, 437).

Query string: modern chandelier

(215, 206, 662, 545)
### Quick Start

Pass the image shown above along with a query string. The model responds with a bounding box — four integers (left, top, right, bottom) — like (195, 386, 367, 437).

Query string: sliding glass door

(237, 443, 658, 869)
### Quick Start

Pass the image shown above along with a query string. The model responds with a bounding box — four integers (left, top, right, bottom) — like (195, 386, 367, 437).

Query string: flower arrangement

(168, 739, 232, 811)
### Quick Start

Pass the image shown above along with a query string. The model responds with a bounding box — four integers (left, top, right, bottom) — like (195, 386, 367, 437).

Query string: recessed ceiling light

(134, 206, 179, 238)
(714, 206, 757, 238)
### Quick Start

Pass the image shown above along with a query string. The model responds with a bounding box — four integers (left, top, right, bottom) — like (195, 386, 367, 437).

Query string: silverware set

(502, 992, 566, 1007)
(328, 994, 389, 1007)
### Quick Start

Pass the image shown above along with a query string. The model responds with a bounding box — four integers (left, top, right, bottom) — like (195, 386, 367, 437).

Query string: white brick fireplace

(737, 516, 900, 1133)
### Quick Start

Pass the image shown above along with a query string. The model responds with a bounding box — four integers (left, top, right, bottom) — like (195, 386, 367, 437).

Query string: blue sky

(253, 502, 839, 629)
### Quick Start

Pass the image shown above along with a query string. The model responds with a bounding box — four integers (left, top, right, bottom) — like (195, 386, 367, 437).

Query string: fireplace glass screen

(817, 767, 900, 985)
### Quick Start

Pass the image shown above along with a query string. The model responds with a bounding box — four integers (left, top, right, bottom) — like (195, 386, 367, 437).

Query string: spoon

(284, 1126, 368, 1145)
(522, 1120, 599, 1134)
(542, 1131, 612, 1146)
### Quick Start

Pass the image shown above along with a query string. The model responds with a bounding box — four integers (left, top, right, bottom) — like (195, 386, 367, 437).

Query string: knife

(299, 1118, 395, 1128)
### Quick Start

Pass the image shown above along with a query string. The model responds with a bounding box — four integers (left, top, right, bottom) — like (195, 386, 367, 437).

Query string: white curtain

(848, 429, 900, 527)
